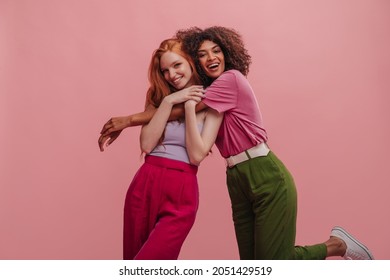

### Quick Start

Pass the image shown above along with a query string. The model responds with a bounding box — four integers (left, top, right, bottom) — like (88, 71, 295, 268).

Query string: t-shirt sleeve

(202, 71, 238, 113)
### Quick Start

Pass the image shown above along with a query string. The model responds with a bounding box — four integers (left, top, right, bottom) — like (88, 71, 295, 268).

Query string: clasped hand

(164, 85, 205, 105)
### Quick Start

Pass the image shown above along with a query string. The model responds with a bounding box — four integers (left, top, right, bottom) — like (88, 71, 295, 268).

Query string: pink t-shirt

(202, 70, 268, 158)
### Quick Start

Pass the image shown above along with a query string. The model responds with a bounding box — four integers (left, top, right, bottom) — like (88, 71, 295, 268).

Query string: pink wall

(1, 0, 389, 259)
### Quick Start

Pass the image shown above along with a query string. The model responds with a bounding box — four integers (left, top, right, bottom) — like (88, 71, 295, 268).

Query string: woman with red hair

(121, 38, 206, 260)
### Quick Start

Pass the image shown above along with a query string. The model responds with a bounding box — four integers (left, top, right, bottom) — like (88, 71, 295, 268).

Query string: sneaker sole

(331, 226, 374, 260)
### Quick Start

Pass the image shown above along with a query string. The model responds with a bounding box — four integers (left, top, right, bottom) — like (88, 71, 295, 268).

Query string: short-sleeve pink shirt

(202, 70, 268, 158)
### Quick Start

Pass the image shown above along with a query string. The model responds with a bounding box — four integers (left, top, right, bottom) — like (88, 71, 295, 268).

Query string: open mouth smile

(207, 63, 219, 70)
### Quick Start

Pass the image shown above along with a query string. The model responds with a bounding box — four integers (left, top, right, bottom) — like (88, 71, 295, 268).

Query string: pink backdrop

(1, 0, 389, 259)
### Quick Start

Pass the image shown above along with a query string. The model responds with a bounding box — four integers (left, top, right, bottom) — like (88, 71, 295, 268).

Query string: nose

(206, 52, 215, 61)
(168, 68, 176, 79)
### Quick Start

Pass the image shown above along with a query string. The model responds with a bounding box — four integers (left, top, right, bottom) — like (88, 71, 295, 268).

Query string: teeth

(173, 76, 182, 83)
(208, 63, 219, 69)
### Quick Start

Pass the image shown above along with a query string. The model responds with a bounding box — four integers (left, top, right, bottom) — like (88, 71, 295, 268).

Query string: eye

(174, 63, 182, 68)
(198, 53, 206, 58)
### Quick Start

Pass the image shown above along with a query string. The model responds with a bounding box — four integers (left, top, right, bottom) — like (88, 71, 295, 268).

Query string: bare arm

(140, 98, 176, 153)
(98, 86, 206, 151)
(98, 104, 156, 152)
(184, 100, 223, 165)
(129, 101, 207, 125)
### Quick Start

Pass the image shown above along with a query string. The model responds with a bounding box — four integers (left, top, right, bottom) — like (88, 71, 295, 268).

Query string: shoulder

(210, 70, 239, 87)
(224, 69, 245, 78)
(216, 70, 246, 84)
(219, 69, 240, 78)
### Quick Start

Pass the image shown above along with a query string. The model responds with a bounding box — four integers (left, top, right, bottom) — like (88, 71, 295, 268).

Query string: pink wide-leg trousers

(123, 155, 199, 260)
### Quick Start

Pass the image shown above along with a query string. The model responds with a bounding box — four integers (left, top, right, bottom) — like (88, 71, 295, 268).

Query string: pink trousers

(123, 155, 199, 260)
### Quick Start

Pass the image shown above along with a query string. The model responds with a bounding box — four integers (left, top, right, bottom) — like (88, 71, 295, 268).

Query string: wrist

(126, 115, 133, 127)
(162, 96, 174, 106)
(185, 101, 196, 110)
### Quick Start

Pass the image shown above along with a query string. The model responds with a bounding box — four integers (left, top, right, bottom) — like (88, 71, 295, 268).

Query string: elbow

(141, 147, 152, 154)
(140, 134, 158, 154)
(188, 152, 207, 166)
(189, 157, 201, 166)
(140, 142, 154, 154)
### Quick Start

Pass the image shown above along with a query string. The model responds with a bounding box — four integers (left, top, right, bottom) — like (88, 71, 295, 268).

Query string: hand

(164, 85, 205, 105)
(98, 116, 131, 151)
(98, 130, 122, 152)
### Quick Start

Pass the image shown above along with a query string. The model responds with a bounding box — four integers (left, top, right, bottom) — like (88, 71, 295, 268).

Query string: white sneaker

(330, 226, 374, 260)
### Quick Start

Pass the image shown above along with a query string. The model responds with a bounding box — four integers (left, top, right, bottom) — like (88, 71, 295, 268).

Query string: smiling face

(197, 40, 225, 79)
(159, 51, 193, 90)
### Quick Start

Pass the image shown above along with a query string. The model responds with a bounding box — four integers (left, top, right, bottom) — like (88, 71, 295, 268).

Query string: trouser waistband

(145, 155, 198, 174)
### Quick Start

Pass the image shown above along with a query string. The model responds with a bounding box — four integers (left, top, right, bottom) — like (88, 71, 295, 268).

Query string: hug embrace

(98, 26, 374, 260)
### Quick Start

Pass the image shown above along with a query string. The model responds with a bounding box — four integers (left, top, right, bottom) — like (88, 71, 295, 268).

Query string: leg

(123, 164, 161, 260)
(134, 167, 198, 260)
(232, 152, 327, 260)
(261, 152, 327, 259)
(226, 169, 255, 260)
(134, 206, 197, 260)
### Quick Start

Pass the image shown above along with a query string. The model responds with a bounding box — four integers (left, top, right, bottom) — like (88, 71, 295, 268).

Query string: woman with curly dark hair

(98, 26, 373, 260)
(176, 26, 251, 87)
(176, 26, 373, 260)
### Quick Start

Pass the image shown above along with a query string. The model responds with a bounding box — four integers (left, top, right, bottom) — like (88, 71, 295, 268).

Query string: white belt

(226, 142, 270, 168)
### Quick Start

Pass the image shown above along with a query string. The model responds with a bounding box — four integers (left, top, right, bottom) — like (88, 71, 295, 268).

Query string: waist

(149, 144, 190, 163)
(225, 142, 270, 168)
(145, 155, 198, 175)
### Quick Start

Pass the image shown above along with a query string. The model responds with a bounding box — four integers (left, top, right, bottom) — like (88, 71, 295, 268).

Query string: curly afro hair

(175, 26, 252, 86)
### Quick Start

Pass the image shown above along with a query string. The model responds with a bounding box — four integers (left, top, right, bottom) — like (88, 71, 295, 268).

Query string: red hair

(145, 39, 200, 108)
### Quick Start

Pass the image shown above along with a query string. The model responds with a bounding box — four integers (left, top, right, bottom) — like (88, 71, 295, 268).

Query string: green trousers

(226, 151, 327, 260)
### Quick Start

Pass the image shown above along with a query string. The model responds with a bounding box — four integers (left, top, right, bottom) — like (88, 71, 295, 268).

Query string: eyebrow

(160, 59, 180, 71)
(198, 44, 219, 53)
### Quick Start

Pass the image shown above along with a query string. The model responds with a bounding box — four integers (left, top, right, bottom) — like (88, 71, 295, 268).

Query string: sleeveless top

(149, 120, 204, 164)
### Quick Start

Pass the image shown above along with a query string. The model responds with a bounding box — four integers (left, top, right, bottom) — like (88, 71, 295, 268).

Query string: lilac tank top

(149, 120, 203, 164)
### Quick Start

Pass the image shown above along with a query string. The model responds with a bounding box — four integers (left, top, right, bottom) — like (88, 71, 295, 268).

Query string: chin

(209, 73, 221, 79)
